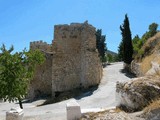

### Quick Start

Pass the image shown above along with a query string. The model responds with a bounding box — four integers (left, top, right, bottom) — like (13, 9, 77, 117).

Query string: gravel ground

(81, 109, 145, 120)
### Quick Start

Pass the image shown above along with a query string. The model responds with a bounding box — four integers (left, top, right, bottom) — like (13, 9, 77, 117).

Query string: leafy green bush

(0, 44, 45, 109)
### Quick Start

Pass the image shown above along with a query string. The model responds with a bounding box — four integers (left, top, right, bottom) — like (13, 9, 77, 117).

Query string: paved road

(0, 62, 131, 120)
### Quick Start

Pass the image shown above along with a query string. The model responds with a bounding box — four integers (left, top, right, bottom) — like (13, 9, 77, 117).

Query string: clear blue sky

(0, 0, 160, 53)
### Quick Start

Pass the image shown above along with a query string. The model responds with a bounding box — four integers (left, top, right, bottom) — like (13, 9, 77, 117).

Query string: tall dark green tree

(95, 29, 107, 62)
(117, 41, 124, 61)
(120, 14, 133, 64)
(0, 44, 45, 109)
(149, 22, 158, 37)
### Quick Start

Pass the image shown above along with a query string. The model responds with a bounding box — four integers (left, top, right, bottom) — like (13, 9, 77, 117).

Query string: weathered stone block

(116, 76, 160, 111)
(131, 61, 142, 76)
(146, 61, 160, 76)
(66, 100, 81, 120)
(6, 108, 24, 120)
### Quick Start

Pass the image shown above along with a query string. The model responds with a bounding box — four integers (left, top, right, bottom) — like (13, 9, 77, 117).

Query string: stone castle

(28, 21, 102, 99)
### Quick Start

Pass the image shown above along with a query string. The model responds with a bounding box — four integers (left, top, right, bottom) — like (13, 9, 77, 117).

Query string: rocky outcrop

(116, 76, 160, 111)
(28, 22, 102, 99)
(146, 62, 160, 76)
(81, 108, 145, 120)
(131, 61, 142, 76)
(143, 99, 160, 120)
(131, 32, 160, 77)
(145, 108, 160, 120)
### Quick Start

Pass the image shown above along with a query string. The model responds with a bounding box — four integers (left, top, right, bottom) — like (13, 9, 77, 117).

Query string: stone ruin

(28, 21, 102, 100)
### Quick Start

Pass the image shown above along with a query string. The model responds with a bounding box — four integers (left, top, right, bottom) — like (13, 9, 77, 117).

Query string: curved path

(78, 62, 131, 109)
(0, 62, 131, 120)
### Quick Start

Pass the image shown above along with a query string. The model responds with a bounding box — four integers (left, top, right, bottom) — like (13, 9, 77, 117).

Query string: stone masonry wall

(28, 22, 102, 99)
(30, 40, 52, 52)
(28, 41, 52, 100)
(52, 22, 102, 94)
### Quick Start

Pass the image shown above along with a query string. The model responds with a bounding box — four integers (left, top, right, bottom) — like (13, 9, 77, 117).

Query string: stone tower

(51, 22, 102, 95)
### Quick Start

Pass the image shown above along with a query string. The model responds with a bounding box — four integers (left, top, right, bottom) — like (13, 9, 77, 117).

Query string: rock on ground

(116, 76, 160, 111)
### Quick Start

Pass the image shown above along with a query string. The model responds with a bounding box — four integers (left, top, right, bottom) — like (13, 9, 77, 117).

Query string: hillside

(107, 50, 118, 56)
(133, 32, 160, 75)
(112, 32, 160, 119)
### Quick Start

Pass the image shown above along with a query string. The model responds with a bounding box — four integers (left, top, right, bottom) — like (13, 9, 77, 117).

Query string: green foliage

(117, 41, 124, 61)
(132, 35, 143, 56)
(132, 22, 159, 60)
(119, 14, 133, 64)
(138, 49, 144, 57)
(106, 53, 119, 63)
(95, 29, 107, 62)
(142, 23, 158, 44)
(107, 53, 114, 62)
(149, 23, 158, 37)
(0, 44, 45, 108)
(101, 55, 107, 63)
(113, 55, 119, 62)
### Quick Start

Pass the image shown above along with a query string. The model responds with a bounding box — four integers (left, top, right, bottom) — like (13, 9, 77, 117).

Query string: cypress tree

(120, 14, 133, 64)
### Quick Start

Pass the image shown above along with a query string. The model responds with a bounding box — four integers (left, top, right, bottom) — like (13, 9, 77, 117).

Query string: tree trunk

(18, 98, 23, 109)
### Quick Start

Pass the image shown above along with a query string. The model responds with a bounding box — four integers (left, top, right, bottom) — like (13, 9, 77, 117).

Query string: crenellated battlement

(30, 40, 51, 52)
(54, 21, 95, 31)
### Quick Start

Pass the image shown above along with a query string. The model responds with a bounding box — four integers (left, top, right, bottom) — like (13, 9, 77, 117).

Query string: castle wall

(52, 22, 102, 94)
(30, 40, 52, 52)
(28, 41, 52, 100)
(28, 22, 102, 99)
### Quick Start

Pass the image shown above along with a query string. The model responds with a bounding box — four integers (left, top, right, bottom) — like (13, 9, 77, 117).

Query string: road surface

(0, 62, 131, 120)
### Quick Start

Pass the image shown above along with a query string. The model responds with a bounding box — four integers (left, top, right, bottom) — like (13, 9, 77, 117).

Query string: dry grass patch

(143, 98, 160, 115)
(140, 54, 155, 74)
(140, 53, 160, 75)
(142, 32, 160, 54)
(135, 32, 160, 75)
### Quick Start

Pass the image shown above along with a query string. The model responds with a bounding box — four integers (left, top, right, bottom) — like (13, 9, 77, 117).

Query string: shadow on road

(36, 85, 98, 106)
(75, 85, 98, 100)
(120, 68, 136, 79)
